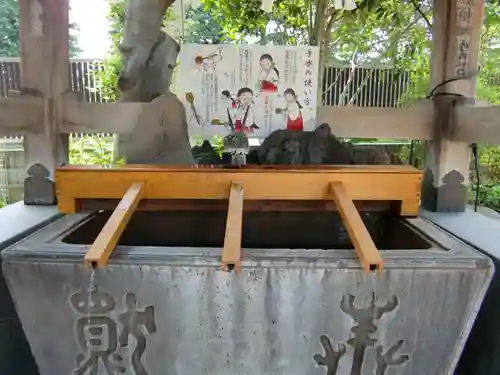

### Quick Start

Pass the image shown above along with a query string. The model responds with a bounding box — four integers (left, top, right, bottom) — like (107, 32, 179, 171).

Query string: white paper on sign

(260, 0, 274, 13)
(333, 0, 357, 9)
(344, 0, 357, 10)
(174, 44, 320, 139)
(333, 0, 344, 9)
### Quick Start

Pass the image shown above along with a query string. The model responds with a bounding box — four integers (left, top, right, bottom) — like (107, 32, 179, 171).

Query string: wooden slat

(0, 98, 43, 135)
(4, 97, 500, 144)
(57, 100, 434, 140)
(221, 182, 244, 271)
(455, 105, 500, 144)
(330, 181, 383, 272)
(60, 102, 147, 133)
(55, 165, 422, 216)
(316, 101, 434, 140)
(84, 181, 144, 267)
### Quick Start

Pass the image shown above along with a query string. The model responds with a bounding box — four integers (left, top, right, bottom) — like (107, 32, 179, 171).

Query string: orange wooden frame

(55, 165, 422, 271)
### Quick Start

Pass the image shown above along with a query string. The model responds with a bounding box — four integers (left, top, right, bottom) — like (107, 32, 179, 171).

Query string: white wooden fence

(0, 57, 414, 108)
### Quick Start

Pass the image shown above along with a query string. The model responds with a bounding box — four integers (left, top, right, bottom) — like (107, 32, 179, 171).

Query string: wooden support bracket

(221, 182, 244, 272)
(84, 182, 144, 267)
(330, 182, 383, 272)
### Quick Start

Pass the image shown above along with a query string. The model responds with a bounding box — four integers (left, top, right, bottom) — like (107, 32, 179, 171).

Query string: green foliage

(69, 135, 115, 165)
(92, 0, 126, 101)
(200, 0, 384, 45)
(0, 0, 81, 57)
(200, 0, 307, 43)
(0, 0, 19, 57)
(329, 1, 429, 65)
(184, 6, 230, 44)
(471, 183, 500, 211)
(469, 145, 500, 210)
(192, 135, 225, 156)
(94, 53, 123, 102)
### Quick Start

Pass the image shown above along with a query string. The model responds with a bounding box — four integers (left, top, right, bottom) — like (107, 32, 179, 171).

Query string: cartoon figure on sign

(275, 88, 304, 131)
(258, 54, 279, 93)
(215, 88, 260, 134)
(222, 90, 237, 109)
(209, 91, 236, 131)
(70, 287, 157, 375)
(233, 87, 259, 134)
(194, 47, 224, 71)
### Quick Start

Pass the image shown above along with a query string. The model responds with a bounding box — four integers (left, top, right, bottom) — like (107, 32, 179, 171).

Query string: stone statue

(117, 0, 178, 102)
(24, 163, 56, 205)
(125, 92, 194, 164)
(117, 0, 194, 164)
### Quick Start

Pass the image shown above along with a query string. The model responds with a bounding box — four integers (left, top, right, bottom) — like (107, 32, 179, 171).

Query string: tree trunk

(309, 0, 331, 106)
(114, 0, 194, 165)
(317, 36, 329, 105)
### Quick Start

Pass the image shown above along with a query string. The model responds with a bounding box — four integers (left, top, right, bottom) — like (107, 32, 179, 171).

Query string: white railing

(0, 57, 415, 106)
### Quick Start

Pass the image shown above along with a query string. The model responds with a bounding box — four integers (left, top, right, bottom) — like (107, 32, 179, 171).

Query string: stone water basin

(1, 209, 493, 375)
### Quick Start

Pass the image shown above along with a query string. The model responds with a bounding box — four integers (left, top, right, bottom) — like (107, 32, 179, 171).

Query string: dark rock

(255, 123, 352, 165)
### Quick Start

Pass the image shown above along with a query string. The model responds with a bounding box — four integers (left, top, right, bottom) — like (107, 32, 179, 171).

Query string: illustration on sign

(275, 88, 305, 131)
(314, 294, 409, 375)
(185, 92, 206, 128)
(175, 44, 320, 138)
(70, 287, 157, 375)
(193, 47, 224, 71)
(258, 53, 280, 93)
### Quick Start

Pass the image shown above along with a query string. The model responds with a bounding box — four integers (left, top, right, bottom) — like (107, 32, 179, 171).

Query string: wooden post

(19, 0, 70, 205)
(422, 0, 485, 212)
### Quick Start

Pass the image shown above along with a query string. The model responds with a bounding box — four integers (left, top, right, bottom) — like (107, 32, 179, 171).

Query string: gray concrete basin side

(0, 201, 60, 375)
(421, 208, 500, 375)
(0, 205, 495, 375)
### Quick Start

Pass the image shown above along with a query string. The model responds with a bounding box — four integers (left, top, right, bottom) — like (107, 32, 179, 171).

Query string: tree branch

(308, 0, 314, 44)
(408, 0, 432, 30)
(326, 13, 344, 33)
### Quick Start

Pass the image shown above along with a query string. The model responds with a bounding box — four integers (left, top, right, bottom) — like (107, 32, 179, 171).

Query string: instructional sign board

(175, 44, 320, 138)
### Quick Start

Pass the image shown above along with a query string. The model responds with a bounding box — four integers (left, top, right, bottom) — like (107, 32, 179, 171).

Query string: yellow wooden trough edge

(55, 165, 423, 272)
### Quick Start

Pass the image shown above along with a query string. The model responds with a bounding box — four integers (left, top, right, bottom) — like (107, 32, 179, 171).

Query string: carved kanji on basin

(69, 287, 156, 375)
(314, 294, 409, 375)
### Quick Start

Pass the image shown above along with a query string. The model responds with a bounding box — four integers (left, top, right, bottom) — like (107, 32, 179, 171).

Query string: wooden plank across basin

(55, 165, 423, 272)
(83, 182, 144, 268)
(55, 165, 422, 216)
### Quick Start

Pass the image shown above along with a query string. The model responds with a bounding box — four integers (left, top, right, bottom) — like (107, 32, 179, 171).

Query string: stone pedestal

(1, 211, 493, 375)
(0, 202, 60, 375)
(422, 209, 500, 375)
